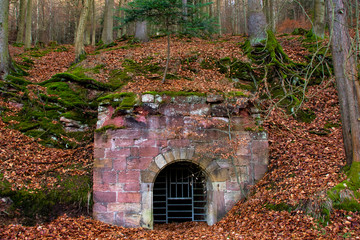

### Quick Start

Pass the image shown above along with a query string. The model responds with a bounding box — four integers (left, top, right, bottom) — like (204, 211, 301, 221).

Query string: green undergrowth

(112, 58, 161, 84)
(0, 172, 92, 225)
(143, 91, 206, 97)
(98, 92, 138, 115)
(327, 162, 360, 212)
(1, 72, 116, 148)
(95, 124, 125, 133)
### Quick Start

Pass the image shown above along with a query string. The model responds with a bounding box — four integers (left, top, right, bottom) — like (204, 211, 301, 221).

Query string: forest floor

(1, 34, 360, 239)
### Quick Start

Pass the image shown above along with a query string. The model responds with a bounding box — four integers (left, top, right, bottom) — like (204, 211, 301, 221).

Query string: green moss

(296, 109, 316, 123)
(54, 46, 68, 52)
(327, 162, 360, 212)
(0, 173, 92, 225)
(98, 92, 138, 112)
(226, 91, 248, 97)
(234, 82, 255, 91)
(95, 41, 117, 50)
(324, 121, 340, 129)
(292, 28, 309, 36)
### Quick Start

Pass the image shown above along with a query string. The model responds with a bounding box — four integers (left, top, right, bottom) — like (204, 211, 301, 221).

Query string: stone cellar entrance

(93, 93, 269, 228)
(153, 162, 207, 224)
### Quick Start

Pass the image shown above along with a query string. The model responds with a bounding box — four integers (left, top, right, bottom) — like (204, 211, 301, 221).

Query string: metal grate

(153, 162, 207, 224)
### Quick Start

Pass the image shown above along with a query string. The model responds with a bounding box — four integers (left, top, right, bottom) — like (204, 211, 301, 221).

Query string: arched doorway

(153, 162, 207, 224)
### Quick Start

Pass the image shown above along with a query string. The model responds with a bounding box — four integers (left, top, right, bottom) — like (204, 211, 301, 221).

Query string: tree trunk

(247, 0, 267, 46)
(24, 0, 33, 49)
(0, 0, 11, 79)
(74, 0, 90, 62)
(91, 0, 96, 46)
(327, 0, 360, 164)
(264, 0, 275, 32)
(313, 0, 326, 38)
(101, 0, 114, 44)
(16, 0, 27, 43)
(162, 34, 171, 83)
(135, 21, 149, 42)
(217, 0, 222, 35)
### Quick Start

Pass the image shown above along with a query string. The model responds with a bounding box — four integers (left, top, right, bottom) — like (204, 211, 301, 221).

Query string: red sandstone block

(102, 171, 117, 184)
(111, 129, 143, 139)
(115, 212, 125, 226)
(124, 182, 141, 191)
(93, 191, 116, 203)
(94, 148, 105, 159)
(94, 136, 112, 149)
(126, 157, 140, 169)
(130, 147, 140, 157)
(93, 171, 102, 184)
(134, 139, 157, 147)
(117, 192, 141, 203)
(113, 156, 127, 170)
(93, 182, 110, 191)
(137, 157, 153, 170)
(93, 202, 108, 213)
(139, 147, 159, 158)
(118, 171, 140, 183)
(112, 139, 134, 148)
(251, 140, 269, 154)
(94, 212, 114, 224)
(105, 148, 131, 159)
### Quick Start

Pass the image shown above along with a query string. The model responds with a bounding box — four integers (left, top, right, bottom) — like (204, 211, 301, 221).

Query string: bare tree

(24, 0, 33, 49)
(102, 0, 114, 44)
(247, 0, 267, 46)
(74, 0, 90, 62)
(0, 0, 11, 79)
(313, 0, 326, 38)
(327, 0, 360, 165)
(16, 0, 27, 43)
(134, 21, 149, 42)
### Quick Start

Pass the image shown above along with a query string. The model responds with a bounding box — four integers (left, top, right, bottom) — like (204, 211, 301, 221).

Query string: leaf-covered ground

(1, 36, 359, 239)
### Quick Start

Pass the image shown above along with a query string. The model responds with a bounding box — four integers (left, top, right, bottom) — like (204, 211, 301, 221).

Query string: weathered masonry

(93, 92, 268, 228)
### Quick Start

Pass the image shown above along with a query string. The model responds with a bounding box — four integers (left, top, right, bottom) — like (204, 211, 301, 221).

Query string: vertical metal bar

(191, 173, 194, 221)
(166, 170, 168, 223)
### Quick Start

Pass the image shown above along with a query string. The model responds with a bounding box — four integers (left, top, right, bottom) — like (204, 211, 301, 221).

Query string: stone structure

(93, 92, 268, 228)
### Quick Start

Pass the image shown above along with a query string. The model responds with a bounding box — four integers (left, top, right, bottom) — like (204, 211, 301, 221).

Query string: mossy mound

(0, 173, 92, 225)
(1, 73, 115, 148)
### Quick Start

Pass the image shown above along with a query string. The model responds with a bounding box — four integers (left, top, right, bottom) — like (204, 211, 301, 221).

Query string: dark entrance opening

(153, 162, 207, 224)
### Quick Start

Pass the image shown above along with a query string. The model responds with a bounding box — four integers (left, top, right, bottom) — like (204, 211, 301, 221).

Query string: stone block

(93, 202, 108, 213)
(142, 94, 154, 103)
(93, 182, 110, 192)
(154, 154, 167, 169)
(206, 94, 224, 103)
(160, 104, 188, 116)
(147, 161, 159, 173)
(139, 147, 159, 158)
(105, 148, 131, 159)
(211, 168, 229, 182)
(110, 129, 143, 139)
(113, 157, 127, 170)
(124, 182, 140, 191)
(93, 170, 102, 184)
(102, 171, 117, 184)
(107, 203, 141, 212)
(93, 212, 115, 225)
(190, 104, 210, 116)
(94, 133, 111, 149)
(124, 213, 141, 227)
(147, 116, 166, 129)
(134, 138, 156, 147)
(162, 151, 175, 163)
(115, 212, 125, 226)
(118, 192, 141, 203)
(94, 148, 105, 159)
(138, 157, 153, 170)
(118, 171, 140, 184)
(94, 158, 112, 169)
(254, 164, 268, 180)
(251, 140, 269, 154)
(141, 170, 156, 183)
(93, 191, 116, 203)
(126, 157, 140, 170)
(226, 181, 241, 191)
(112, 139, 134, 148)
